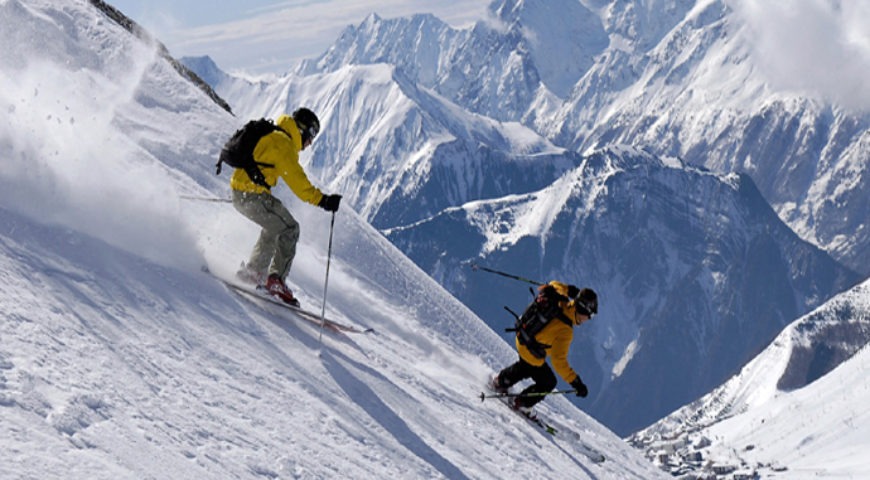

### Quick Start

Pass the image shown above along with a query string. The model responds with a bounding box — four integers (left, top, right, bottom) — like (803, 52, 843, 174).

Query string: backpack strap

(243, 123, 291, 188)
(554, 310, 574, 327)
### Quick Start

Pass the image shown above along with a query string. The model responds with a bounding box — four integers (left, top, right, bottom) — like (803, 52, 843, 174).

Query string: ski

(537, 415, 607, 464)
(495, 395, 558, 435)
(485, 392, 606, 464)
(219, 279, 373, 334)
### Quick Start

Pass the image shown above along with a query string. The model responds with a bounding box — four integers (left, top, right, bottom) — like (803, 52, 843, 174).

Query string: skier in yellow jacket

(490, 281, 598, 418)
(232, 108, 341, 307)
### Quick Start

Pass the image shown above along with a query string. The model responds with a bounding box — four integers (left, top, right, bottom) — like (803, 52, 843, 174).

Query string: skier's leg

(516, 363, 557, 408)
(272, 219, 300, 278)
(498, 358, 535, 389)
(232, 191, 299, 277)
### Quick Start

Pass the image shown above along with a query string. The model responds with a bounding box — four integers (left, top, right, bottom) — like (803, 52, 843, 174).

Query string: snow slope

(0, 1, 663, 478)
(0, 204, 661, 479)
(630, 279, 870, 478)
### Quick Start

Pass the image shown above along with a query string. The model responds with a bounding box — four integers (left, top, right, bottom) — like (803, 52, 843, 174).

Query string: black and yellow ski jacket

(230, 114, 324, 206)
(515, 281, 584, 384)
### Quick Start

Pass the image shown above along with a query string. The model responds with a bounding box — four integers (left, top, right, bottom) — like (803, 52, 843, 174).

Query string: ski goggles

(304, 124, 319, 140)
(575, 298, 597, 318)
(300, 122, 319, 146)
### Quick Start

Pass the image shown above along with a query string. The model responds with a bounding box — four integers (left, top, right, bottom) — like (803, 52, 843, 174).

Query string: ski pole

(318, 211, 336, 345)
(479, 389, 578, 401)
(469, 262, 544, 286)
(179, 195, 232, 203)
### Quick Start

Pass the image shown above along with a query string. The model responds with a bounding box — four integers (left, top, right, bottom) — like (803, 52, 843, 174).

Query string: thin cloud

(732, 0, 870, 111)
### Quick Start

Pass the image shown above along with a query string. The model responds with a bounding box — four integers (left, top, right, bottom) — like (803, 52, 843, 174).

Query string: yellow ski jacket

(516, 281, 583, 384)
(230, 115, 324, 206)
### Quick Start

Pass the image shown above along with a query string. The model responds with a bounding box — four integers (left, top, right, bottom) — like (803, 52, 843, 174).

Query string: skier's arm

(278, 155, 323, 206)
(262, 134, 324, 206)
(549, 330, 579, 384)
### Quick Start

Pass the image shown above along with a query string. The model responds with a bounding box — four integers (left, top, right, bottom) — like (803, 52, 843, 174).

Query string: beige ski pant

(232, 190, 300, 279)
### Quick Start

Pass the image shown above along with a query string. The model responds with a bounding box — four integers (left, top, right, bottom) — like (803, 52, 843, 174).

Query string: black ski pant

(498, 358, 557, 408)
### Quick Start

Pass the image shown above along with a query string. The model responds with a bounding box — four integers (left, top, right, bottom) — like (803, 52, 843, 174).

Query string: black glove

(571, 377, 588, 398)
(318, 194, 342, 212)
(537, 284, 568, 309)
(537, 285, 558, 304)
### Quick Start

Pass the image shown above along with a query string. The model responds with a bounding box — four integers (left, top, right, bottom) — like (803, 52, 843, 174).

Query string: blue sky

(108, 0, 492, 75)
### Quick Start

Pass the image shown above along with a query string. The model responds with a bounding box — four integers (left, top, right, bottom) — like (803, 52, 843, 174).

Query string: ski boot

(264, 274, 300, 307)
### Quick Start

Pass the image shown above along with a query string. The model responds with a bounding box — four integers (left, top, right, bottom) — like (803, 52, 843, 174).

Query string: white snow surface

(633, 279, 870, 478)
(0, 1, 664, 478)
(699, 348, 870, 479)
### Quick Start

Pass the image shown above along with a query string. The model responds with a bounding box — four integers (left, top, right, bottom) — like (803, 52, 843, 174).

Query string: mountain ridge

(280, 0, 869, 275)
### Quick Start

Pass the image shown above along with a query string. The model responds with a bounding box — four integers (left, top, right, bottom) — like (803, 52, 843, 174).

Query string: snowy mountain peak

(488, 0, 608, 97)
(178, 55, 227, 89)
(600, 0, 701, 50)
(298, 11, 452, 83)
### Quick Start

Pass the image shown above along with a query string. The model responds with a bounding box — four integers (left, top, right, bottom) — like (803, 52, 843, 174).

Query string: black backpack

(215, 118, 283, 189)
(506, 287, 572, 359)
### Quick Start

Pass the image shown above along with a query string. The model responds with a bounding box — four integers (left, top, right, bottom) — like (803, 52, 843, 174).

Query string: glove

(571, 377, 588, 398)
(318, 194, 342, 212)
(537, 284, 568, 309)
(537, 285, 558, 304)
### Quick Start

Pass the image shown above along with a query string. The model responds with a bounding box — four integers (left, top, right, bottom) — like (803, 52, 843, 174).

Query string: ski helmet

(574, 288, 598, 317)
(292, 108, 320, 144)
